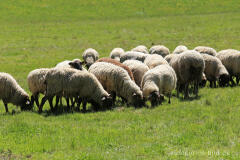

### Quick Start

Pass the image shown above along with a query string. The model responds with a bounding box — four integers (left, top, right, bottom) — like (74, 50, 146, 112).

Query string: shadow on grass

(178, 95, 202, 102)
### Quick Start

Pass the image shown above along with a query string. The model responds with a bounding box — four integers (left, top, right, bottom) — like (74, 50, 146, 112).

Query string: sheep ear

(101, 96, 106, 101)
(132, 93, 137, 97)
(68, 62, 74, 66)
(26, 99, 30, 105)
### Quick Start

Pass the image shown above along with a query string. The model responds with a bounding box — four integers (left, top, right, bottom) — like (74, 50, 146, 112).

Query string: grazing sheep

(141, 64, 177, 106)
(27, 68, 49, 111)
(173, 45, 188, 54)
(123, 60, 149, 87)
(216, 49, 240, 85)
(169, 50, 205, 98)
(55, 59, 84, 70)
(201, 54, 229, 87)
(43, 68, 112, 112)
(110, 48, 125, 61)
(82, 48, 99, 69)
(96, 57, 135, 81)
(131, 45, 149, 54)
(164, 54, 180, 64)
(120, 51, 148, 63)
(88, 62, 144, 107)
(0, 72, 31, 112)
(144, 54, 169, 69)
(194, 46, 217, 56)
(149, 45, 170, 57)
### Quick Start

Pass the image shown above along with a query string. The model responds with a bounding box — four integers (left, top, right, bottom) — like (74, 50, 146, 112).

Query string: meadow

(0, 0, 240, 159)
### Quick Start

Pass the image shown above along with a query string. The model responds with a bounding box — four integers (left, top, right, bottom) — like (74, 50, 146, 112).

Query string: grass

(0, 0, 240, 159)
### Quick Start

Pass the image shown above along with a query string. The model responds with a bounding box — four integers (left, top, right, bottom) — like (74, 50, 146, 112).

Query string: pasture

(0, 0, 240, 159)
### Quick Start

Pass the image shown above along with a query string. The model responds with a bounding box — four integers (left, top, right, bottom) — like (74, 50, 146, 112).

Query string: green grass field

(0, 0, 240, 159)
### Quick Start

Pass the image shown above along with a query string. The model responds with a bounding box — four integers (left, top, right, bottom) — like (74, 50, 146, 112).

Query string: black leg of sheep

(4, 103, 8, 113)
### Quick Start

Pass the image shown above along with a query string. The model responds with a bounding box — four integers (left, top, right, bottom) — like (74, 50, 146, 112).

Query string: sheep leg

(194, 82, 199, 97)
(76, 98, 82, 111)
(184, 83, 189, 99)
(214, 81, 217, 88)
(168, 94, 171, 104)
(65, 97, 70, 110)
(176, 84, 180, 98)
(230, 76, 235, 87)
(4, 103, 8, 113)
(82, 100, 87, 112)
(39, 96, 48, 113)
(236, 76, 240, 85)
(55, 96, 59, 108)
(70, 97, 75, 108)
(30, 95, 35, 107)
(48, 97, 54, 112)
(34, 94, 40, 108)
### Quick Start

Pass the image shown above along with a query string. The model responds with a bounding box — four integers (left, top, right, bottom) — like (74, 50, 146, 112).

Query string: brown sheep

(96, 57, 135, 81)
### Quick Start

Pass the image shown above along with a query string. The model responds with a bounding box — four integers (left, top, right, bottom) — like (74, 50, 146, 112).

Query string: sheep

(131, 45, 149, 54)
(27, 68, 49, 112)
(123, 60, 149, 87)
(169, 50, 205, 98)
(110, 48, 125, 61)
(149, 45, 170, 57)
(172, 45, 188, 54)
(164, 54, 180, 64)
(141, 64, 177, 106)
(96, 57, 135, 81)
(216, 49, 240, 86)
(194, 46, 217, 56)
(144, 54, 169, 69)
(0, 72, 31, 112)
(43, 68, 112, 112)
(120, 51, 148, 63)
(55, 59, 84, 70)
(82, 48, 99, 69)
(88, 62, 144, 107)
(201, 54, 229, 87)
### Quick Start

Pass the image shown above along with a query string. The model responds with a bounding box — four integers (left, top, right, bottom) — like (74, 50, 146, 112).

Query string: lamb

(43, 68, 112, 112)
(149, 45, 170, 57)
(216, 49, 240, 85)
(131, 45, 149, 54)
(123, 60, 149, 87)
(172, 45, 188, 54)
(55, 59, 84, 70)
(144, 54, 169, 69)
(110, 48, 125, 61)
(201, 54, 229, 87)
(82, 48, 99, 69)
(0, 72, 31, 112)
(96, 57, 135, 81)
(88, 62, 144, 107)
(120, 51, 148, 63)
(27, 68, 50, 111)
(141, 64, 177, 106)
(194, 46, 217, 56)
(169, 50, 205, 98)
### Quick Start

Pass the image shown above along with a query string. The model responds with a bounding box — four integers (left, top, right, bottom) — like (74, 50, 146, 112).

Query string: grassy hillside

(0, 0, 240, 159)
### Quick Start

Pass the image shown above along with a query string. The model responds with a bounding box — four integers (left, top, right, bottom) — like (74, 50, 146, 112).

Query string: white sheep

(27, 68, 49, 111)
(110, 48, 125, 61)
(169, 50, 205, 98)
(123, 60, 149, 87)
(194, 46, 217, 56)
(141, 64, 177, 106)
(0, 72, 31, 112)
(144, 54, 169, 69)
(149, 45, 170, 57)
(43, 68, 112, 112)
(216, 49, 240, 86)
(82, 48, 99, 69)
(201, 54, 229, 87)
(131, 45, 149, 54)
(172, 45, 188, 54)
(120, 51, 148, 63)
(88, 62, 144, 107)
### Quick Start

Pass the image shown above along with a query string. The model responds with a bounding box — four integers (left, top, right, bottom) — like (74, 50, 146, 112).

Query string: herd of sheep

(0, 45, 240, 113)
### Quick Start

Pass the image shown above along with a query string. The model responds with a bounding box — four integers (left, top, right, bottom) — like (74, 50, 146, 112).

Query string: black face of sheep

(149, 91, 160, 107)
(101, 96, 113, 109)
(69, 61, 84, 70)
(132, 93, 144, 108)
(20, 96, 32, 111)
(219, 74, 230, 87)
